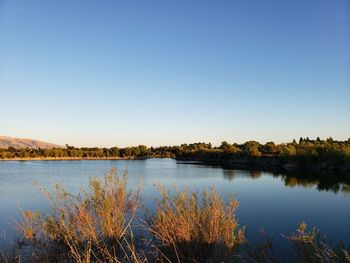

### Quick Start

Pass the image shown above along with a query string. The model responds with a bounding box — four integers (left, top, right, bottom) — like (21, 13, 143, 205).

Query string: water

(0, 159, 349, 253)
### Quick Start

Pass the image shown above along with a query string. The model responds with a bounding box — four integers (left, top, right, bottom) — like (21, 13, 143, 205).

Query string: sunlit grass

(8, 169, 350, 262)
(147, 185, 245, 262)
(285, 222, 350, 263)
(15, 168, 143, 262)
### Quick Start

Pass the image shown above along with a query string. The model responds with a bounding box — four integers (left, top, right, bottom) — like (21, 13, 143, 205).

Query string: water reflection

(222, 168, 350, 194)
(191, 162, 350, 194)
(222, 170, 262, 180)
(280, 174, 350, 194)
(0, 159, 350, 249)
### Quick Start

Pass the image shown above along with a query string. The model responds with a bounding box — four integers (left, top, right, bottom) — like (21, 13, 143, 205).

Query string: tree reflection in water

(276, 171, 350, 194)
(221, 168, 350, 194)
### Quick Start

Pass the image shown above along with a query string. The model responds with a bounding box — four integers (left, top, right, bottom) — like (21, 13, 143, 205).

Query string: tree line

(1, 137, 350, 171)
(174, 138, 350, 171)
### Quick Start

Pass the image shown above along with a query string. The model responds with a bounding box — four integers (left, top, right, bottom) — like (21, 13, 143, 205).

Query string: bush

(148, 185, 245, 262)
(15, 168, 143, 262)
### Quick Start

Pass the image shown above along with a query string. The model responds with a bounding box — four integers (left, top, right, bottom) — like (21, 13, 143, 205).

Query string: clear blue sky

(1, 0, 349, 147)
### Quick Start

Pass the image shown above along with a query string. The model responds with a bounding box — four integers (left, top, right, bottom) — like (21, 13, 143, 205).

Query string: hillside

(0, 136, 62, 149)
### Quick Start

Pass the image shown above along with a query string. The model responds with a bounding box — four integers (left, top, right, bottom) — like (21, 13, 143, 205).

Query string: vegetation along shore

(1, 137, 350, 173)
(1, 169, 349, 263)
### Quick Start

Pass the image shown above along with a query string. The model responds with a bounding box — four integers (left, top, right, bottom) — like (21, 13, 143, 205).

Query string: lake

(0, 158, 349, 254)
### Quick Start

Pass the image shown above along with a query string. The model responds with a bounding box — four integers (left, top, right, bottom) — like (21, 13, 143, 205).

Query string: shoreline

(0, 156, 148, 161)
(176, 156, 350, 174)
(1, 156, 350, 175)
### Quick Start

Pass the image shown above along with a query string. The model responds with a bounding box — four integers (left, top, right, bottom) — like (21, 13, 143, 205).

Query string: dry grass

(14, 178, 246, 262)
(285, 222, 350, 263)
(14, 168, 144, 263)
(147, 185, 245, 262)
(9, 170, 350, 263)
(0, 247, 21, 263)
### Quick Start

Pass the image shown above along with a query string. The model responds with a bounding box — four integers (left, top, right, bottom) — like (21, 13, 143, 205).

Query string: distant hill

(0, 136, 62, 149)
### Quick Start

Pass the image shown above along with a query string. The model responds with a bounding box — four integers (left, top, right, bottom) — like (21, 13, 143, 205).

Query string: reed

(15, 168, 143, 262)
(11, 169, 350, 262)
(147, 185, 245, 262)
(285, 222, 350, 263)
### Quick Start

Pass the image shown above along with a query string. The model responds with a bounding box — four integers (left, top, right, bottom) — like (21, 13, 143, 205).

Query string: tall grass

(9, 169, 350, 263)
(285, 222, 350, 263)
(147, 185, 245, 262)
(15, 168, 143, 262)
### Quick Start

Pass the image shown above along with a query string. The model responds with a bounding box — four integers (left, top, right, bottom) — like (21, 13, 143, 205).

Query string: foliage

(14, 169, 143, 263)
(285, 222, 350, 263)
(147, 185, 245, 262)
(1, 138, 350, 173)
(2, 171, 350, 262)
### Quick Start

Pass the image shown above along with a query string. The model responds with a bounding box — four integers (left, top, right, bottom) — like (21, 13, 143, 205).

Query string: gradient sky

(1, 0, 349, 147)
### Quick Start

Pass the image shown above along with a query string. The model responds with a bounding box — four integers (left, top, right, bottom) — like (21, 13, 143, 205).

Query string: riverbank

(176, 155, 350, 174)
(1, 138, 349, 174)
(0, 156, 147, 161)
(2, 155, 350, 174)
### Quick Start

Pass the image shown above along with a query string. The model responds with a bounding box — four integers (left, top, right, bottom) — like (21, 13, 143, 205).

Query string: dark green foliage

(1, 138, 350, 172)
(174, 138, 350, 173)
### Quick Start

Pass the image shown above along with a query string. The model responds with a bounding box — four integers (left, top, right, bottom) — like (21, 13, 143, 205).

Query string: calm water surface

(0, 159, 349, 251)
